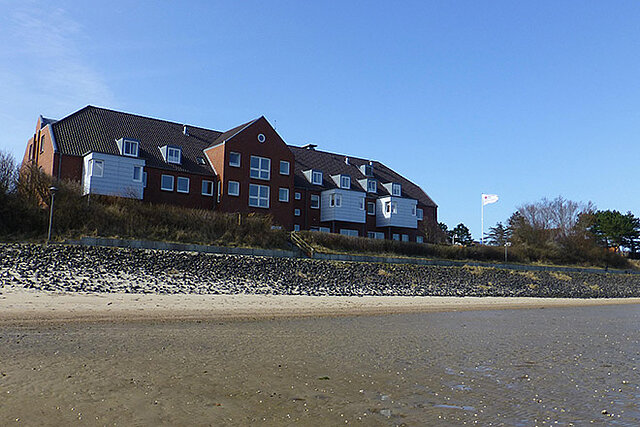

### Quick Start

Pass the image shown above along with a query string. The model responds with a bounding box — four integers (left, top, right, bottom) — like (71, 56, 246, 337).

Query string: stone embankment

(1, 243, 640, 298)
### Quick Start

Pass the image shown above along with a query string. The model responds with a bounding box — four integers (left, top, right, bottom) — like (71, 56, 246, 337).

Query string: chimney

(301, 143, 317, 150)
(345, 157, 350, 165)
(183, 125, 189, 136)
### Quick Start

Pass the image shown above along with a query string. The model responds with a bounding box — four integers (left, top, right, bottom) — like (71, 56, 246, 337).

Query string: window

(312, 170, 323, 185)
(123, 139, 139, 157)
(249, 184, 269, 208)
(90, 159, 104, 177)
(161, 174, 174, 191)
(294, 208, 301, 216)
(133, 166, 143, 182)
(367, 180, 377, 193)
(295, 192, 301, 200)
(392, 183, 401, 196)
(177, 177, 190, 193)
(392, 233, 400, 241)
(279, 187, 289, 202)
(229, 152, 241, 167)
(280, 160, 290, 175)
(412, 206, 417, 216)
(143, 172, 148, 188)
(340, 229, 358, 237)
(416, 236, 424, 243)
(367, 202, 375, 215)
(310, 194, 320, 209)
(417, 208, 424, 220)
(257, 133, 266, 143)
(250, 156, 271, 180)
(28, 145, 33, 160)
(361, 164, 373, 177)
(294, 224, 301, 231)
(202, 180, 214, 196)
(368, 231, 384, 239)
(329, 193, 342, 207)
(167, 147, 181, 164)
(319, 227, 330, 233)
(340, 175, 350, 189)
(40, 136, 45, 153)
(385, 201, 398, 214)
(402, 234, 409, 242)
(228, 180, 240, 196)
(360, 198, 365, 210)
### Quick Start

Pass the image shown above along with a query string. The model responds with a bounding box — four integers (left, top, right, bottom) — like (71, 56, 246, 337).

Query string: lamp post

(505, 242, 512, 262)
(46, 186, 58, 244)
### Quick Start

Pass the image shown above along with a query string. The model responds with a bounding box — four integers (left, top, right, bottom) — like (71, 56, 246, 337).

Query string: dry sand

(1, 287, 639, 324)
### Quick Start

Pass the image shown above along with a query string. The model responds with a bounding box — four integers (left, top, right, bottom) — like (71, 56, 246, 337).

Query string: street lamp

(46, 186, 58, 244)
(505, 242, 512, 262)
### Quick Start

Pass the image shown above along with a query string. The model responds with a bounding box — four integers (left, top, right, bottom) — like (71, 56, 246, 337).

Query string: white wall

(376, 196, 418, 228)
(320, 189, 366, 223)
(82, 152, 145, 199)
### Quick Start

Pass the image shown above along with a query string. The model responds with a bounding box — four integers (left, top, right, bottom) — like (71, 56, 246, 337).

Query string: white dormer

(358, 178, 377, 193)
(117, 138, 139, 157)
(160, 145, 182, 164)
(304, 169, 323, 185)
(360, 162, 374, 177)
(382, 182, 402, 196)
(332, 174, 351, 189)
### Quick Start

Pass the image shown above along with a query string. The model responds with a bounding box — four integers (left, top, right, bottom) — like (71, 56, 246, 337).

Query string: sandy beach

(2, 287, 639, 324)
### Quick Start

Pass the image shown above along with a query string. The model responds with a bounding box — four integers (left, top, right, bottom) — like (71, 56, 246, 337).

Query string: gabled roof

(206, 118, 259, 149)
(289, 146, 437, 208)
(51, 106, 223, 174)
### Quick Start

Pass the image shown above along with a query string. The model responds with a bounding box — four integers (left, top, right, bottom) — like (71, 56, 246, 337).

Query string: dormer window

(392, 183, 401, 196)
(340, 175, 350, 189)
(360, 163, 374, 177)
(167, 147, 181, 164)
(160, 145, 182, 164)
(367, 179, 377, 193)
(118, 138, 139, 157)
(312, 170, 323, 185)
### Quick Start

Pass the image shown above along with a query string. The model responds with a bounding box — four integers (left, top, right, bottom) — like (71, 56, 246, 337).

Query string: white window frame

(392, 183, 401, 196)
(229, 152, 241, 167)
(90, 159, 104, 177)
(249, 184, 270, 208)
(133, 165, 143, 182)
(329, 193, 342, 208)
(340, 175, 350, 189)
(295, 192, 301, 200)
(312, 170, 323, 185)
(123, 139, 139, 157)
(417, 208, 424, 220)
(161, 174, 174, 191)
(294, 208, 301, 216)
(402, 234, 409, 242)
(228, 180, 240, 196)
(412, 205, 417, 216)
(143, 172, 148, 188)
(250, 156, 271, 180)
(360, 198, 365, 210)
(167, 147, 182, 164)
(392, 233, 400, 241)
(310, 194, 320, 209)
(202, 180, 214, 196)
(279, 187, 289, 202)
(279, 160, 290, 175)
(367, 202, 375, 215)
(367, 180, 377, 193)
(176, 177, 190, 193)
(340, 229, 358, 237)
(385, 201, 398, 214)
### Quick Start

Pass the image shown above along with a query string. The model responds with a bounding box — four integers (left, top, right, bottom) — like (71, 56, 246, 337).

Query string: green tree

(451, 223, 473, 246)
(590, 210, 640, 253)
(438, 222, 452, 244)
(485, 222, 509, 246)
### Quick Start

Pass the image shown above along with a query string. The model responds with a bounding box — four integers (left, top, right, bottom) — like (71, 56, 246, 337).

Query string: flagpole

(481, 195, 484, 245)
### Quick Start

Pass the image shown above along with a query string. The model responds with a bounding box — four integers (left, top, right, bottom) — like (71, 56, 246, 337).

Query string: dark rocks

(1, 243, 639, 298)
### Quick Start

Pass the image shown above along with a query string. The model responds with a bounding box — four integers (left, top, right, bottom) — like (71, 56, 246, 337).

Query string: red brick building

(23, 106, 438, 242)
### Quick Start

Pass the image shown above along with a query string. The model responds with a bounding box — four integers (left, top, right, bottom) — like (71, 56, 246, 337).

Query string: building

(23, 106, 438, 242)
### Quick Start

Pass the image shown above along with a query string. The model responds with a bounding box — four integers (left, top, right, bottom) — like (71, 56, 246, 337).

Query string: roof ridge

(288, 145, 376, 164)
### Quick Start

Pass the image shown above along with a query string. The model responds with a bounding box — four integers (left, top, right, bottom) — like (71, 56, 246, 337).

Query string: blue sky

(2, 0, 640, 239)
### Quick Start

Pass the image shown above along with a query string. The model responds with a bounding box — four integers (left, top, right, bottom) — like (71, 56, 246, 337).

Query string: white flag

(482, 194, 499, 206)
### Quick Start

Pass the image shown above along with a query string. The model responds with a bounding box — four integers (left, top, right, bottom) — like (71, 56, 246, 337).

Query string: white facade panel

(82, 152, 146, 199)
(375, 196, 418, 228)
(320, 189, 366, 223)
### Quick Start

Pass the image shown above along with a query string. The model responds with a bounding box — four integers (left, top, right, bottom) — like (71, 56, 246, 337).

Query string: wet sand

(1, 304, 639, 425)
(1, 287, 640, 325)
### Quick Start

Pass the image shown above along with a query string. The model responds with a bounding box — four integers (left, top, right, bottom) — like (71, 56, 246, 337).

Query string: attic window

(367, 179, 377, 193)
(118, 138, 139, 157)
(340, 175, 350, 189)
(392, 183, 401, 196)
(167, 147, 181, 164)
(312, 170, 323, 185)
(361, 164, 373, 177)
(197, 157, 206, 165)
